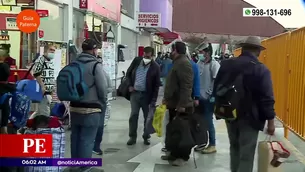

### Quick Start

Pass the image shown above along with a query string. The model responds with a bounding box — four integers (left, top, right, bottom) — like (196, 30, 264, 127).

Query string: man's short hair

(44, 43, 51, 53)
(172, 41, 186, 55)
(82, 39, 97, 51)
(144, 46, 154, 56)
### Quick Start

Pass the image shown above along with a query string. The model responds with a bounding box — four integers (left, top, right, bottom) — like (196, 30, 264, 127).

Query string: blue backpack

(0, 93, 11, 105)
(9, 91, 31, 128)
(56, 59, 99, 101)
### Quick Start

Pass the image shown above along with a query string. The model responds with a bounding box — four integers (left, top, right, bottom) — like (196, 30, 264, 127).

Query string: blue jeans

(94, 105, 107, 150)
(70, 112, 100, 158)
(200, 98, 216, 146)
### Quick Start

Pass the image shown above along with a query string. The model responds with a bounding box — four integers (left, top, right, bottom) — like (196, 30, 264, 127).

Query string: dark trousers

(166, 109, 192, 161)
(129, 91, 150, 140)
(70, 112, 100, 159)
(226, 119, 259, 172)
(94, 104, 106, 150)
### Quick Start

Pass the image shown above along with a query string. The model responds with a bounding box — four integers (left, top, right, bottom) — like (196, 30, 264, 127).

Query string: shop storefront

(0, 1, 35, 69)
(72, 9, 85, 50)
(37, 0, 65, 41)
(139, 0, 174, 48)
(79, 0, 120, 46)
(152, 35, 163, 53)
(78, 0, 120, 97)
(138, 30, 151, 48)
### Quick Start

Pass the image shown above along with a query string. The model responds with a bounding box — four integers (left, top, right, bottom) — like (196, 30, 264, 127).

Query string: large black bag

(117, 57, 143, 101)
(165, 114, 195, 150)
(214, 58, 259, 121)
(117, 76, 130, 100)
(190, 106, 208, 146)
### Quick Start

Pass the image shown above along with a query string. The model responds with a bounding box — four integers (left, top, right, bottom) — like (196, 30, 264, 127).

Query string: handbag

(16, 63, 44, 103)
(165, 114, 195, 150)
(257, 136, 290, 172)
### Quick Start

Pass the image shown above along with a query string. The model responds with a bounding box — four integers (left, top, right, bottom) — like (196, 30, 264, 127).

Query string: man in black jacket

(215, 36, 276, 172)
(126, 46, 161, 146)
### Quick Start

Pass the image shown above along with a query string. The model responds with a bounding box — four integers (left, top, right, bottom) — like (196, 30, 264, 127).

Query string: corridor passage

(64, 97, 305, 172)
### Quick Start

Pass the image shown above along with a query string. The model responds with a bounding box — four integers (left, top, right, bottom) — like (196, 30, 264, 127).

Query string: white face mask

(143, 58, 151, 65)
(48, 53, 55, 59)
(198, 54, 206, 61)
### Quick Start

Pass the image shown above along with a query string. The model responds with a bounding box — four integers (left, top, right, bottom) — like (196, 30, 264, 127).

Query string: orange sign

(16, 9, 40, 33)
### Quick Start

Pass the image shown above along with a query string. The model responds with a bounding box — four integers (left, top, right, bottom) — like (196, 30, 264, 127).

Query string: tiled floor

(64, 97, 305, 172)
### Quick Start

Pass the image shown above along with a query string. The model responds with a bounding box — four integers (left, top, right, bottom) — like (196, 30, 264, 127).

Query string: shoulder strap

(92, 62, 100, 76)
(209, 61, 214, 79)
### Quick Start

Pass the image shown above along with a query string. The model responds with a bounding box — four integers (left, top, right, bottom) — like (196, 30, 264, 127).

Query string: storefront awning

(156, 32, 181, 44)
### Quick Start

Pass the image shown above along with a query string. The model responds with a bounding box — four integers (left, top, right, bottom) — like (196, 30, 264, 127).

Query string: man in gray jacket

(69, 39, 108, 172)
(93, 52, 113, 155)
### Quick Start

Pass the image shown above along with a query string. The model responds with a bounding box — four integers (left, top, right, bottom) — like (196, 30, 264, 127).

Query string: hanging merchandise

(102, 41, 116, 100)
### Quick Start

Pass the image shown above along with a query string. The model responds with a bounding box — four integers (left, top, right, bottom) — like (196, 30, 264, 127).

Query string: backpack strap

(92, 62, 100, 76)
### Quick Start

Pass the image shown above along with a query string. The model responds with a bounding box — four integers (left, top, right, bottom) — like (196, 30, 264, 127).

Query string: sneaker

(161, 155, 175, 161)
(92, 148, 103, 155)
(161, 147, 168, 152)
(172, 159, 187, 166)
(143, 139, 150, 145)
(127, 138, 136, 145)
(194, 144, 207, 152)
(201, 146, 217, 154)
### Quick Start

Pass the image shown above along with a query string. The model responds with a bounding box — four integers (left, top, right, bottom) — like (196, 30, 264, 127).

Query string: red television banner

(0, 135, 53, 157)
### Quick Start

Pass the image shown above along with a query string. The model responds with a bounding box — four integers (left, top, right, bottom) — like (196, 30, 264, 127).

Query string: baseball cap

(82, 39, 97, 51)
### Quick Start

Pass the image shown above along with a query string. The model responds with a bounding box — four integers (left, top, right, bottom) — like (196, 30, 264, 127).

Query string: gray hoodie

(103, 70, 112, 93)
(71, 53, 108, 109)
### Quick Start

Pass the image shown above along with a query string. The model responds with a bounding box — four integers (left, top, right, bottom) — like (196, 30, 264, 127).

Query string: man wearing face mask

(196, 42, 220, 154)
(126, 46, 160, 146)
(32, 44, 56, 117)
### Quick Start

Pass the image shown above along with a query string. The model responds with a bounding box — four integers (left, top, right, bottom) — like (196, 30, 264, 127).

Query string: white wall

(139, 31, 151, 46)
(116, 0, 140, 86)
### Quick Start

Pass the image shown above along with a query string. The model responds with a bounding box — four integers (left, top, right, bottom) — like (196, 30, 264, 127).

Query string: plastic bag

(152, 105, 166, 137)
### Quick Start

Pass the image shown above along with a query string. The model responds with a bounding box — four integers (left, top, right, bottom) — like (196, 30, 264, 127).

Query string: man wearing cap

(196, 42, 220, 154)
(69, 39, 108, 172)
(215, 36, 276, 172)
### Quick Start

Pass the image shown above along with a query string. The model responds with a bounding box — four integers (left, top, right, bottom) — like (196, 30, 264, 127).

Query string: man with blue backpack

(57, 39, 108, 172)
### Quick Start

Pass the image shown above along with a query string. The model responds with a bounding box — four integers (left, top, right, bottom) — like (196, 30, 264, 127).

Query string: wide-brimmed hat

(239, 36, 266, 50)
(196, 42, 209, 51)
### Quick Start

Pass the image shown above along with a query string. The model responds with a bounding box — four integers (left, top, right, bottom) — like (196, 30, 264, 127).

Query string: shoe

(92, 148, 103, 155)
(201, 146, 217, 154)
(161, 147, 168, 152)
(143, 139, 150, 145)
(127, 138, 136, 145)
(194, 144, 207, 152)
(172, 159, 187, 166)
(161, 155, 175, 161)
